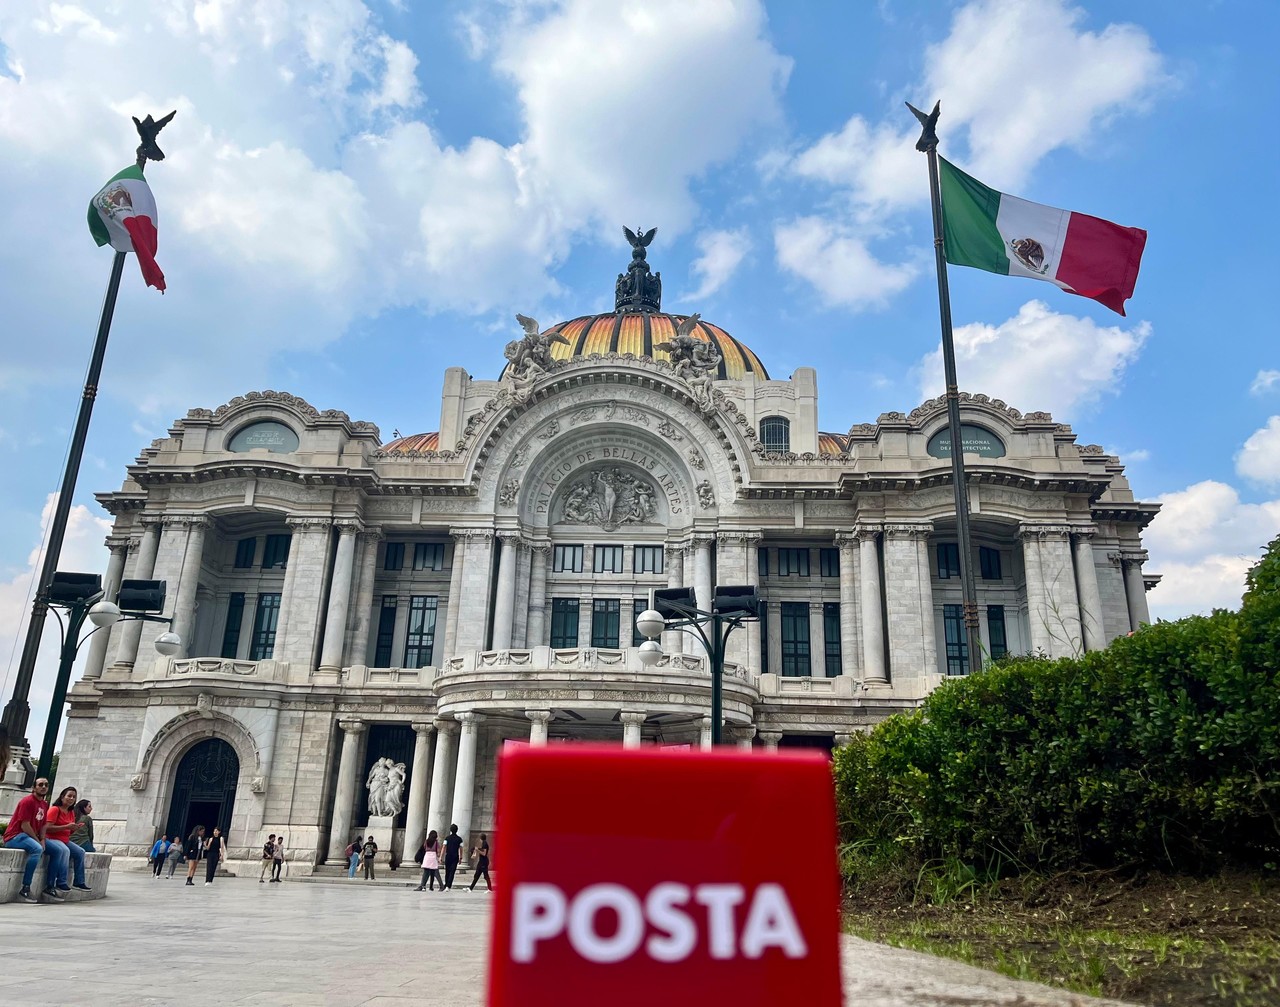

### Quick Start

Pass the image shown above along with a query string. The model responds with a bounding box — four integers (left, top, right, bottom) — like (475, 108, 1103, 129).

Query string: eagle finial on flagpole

(905, 100, 940, 152)
(133, 110, 177, 170)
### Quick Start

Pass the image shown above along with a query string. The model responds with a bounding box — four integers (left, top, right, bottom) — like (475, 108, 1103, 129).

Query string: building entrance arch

(165, 738, 240, 841)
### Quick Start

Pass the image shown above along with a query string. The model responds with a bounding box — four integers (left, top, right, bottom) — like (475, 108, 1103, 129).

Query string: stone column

(114, 519, 160, 668)
(857, 527, 887, 683)
(169, 517, 209, 659)
(1038, 528, 1082, 658)
(326, 720, 366, 860)
(1073, 530, 1106, 652)
(808, 602, 826, 677)
(916, 530, 938, 675)
(278, 517, 333, 666)
(449, 712, 485, 860)
(835, 733, 854, 749)
(1019, 527, 1053, 656)
(443, 530, 467, 658)
(758, 731, 781, 752)
(620, 711, 646, 749)
(699, 716, 713, 750)
(835, 533, 859, 678)
(318, 522, 361, 673)
(347, 530, 382, 667)
(526, 709, 551, 745)
(693, 535, 714, 627)
(731, 725, 756, 751)
(84, 537, 128, 680)
(663, 543, 686, 655)
(745, 533, 763, 674)
(427, 718, 459, 837)
(766, 601, 782, 675)
(453, 532, 494, 653)
(491, 531, 521, 649)
(404, 722, 435, 852)
(1122, 551, 1151, 630)
(526, 544, 551, 647)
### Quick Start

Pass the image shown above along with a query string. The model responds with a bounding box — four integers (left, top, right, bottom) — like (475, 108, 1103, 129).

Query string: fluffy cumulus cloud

(775, 217, 918, 310)
(1144, 480, 1280, 620)
(0, 495, 111, 753)
(1236, 416, 1280, 487)
(1250, 370, 1280, 396)
(684, 228, 751, 301)
(916, 299, 1148, 419)
(777, 0, 1165, 309)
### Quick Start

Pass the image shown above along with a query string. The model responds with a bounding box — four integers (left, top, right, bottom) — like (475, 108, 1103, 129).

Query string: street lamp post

(634, 585, 760, 745)
(35, 572, 177, 780)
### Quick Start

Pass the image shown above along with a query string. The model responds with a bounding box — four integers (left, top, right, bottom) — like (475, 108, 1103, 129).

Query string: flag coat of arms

(939, 157, 1145, 315)
(87, 164, 166, 291)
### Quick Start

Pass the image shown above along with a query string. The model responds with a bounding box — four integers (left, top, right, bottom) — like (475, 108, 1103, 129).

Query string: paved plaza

(0, 871, 1134, 1006)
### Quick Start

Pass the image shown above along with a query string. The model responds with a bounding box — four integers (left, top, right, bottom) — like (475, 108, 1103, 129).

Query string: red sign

(487, 745, 843, 1006)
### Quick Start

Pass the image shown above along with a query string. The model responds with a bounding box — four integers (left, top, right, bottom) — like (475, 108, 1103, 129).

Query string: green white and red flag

(938, 157, 1145, 316)
(87, 164, 166, 292)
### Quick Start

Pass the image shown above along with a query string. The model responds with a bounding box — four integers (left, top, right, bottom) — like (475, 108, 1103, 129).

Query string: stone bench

(0, 846, 112, 903)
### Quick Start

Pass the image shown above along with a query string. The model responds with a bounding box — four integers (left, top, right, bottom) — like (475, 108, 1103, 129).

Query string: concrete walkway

(0, 872, 1134, 1006)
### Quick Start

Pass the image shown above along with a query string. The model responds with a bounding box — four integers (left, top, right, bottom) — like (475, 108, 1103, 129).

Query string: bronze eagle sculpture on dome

(624, 226, 656, 249)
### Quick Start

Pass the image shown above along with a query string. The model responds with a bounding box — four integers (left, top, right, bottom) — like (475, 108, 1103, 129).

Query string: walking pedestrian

(70, 799, 95, 852)
(271, 836, 286, 882)
(44, 786, 91, 895)
(468, 833, 493, 892)
(442, 823, 462, 890)
(150, 834, 171, 877)
(165, 836, 184, 877)
(344, 836, 362, 878)
(259, 834, 277, 883)
(184, 825, 205, 886)
(204, 827, 225, 885)
(414, 830, 442, 892)
(360, 835, 378, 880)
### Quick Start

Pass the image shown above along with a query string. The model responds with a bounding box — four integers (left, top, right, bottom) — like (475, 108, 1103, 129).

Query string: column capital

(411, 721, 436, 737)
(524, 710, 552, 725)
(1070, 525, 1099, 540)
(105, 534, 132, 553)
(728, 724, 756, 743)
(851, 522, 882, 541)
(883, 522, 933, 539)
(689, 532, 717, 547)
(433, 717, 460, 735)
(457, 711, 486, 729)
(757, 731, 782, 745)
(1120, 549, 1149, 565)
(716, 530, 763, 548)
(496, 529, 523, 544)
(834, 531, 859, 551)
(450, 527, 494, 543)
(359, 527, 386, 543)
(286, 515, 333, 532)
(665, 542, 688, 561)
(338, 719, 366, 735)
(334, 518, 365, 535)
(1019, 523, 1073, 540)
(834, 733, 854, 748)
(618, 711, 648, 727)
(161, 513, 212, 530)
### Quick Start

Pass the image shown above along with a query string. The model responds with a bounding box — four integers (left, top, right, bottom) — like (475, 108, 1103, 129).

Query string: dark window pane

(937, 543, 960, 579)
(403, 595, 438, 668)
(759, 601, 769, 674)
(779, 548, 810, 577)
(943, 603, 969, 675)
(633, 546, 664, 575)
(819, 548, 839, 578)
(413, 542, 444, 571)
(249, 593, 281, 660)
(591, 599, 620, 647)
(760, 416, 790, 453)
(234, 538, 256, 569)
(374, 596, 398, 667)
(632, 598, 648, 647)
(758, 547, 769, 578)
(593, 545, 624, 574)
(550, 598, 579, 647)
(262, 534, 291, 570)
(553, 545, 584, 573)
(823, 602, 841, 677)
(780, 602, 811, 677)
(384, 542, 405, 571)
(980, 546, 1002, 581)
(220, 592, 245, 658)
(987, 604, 1007, 660)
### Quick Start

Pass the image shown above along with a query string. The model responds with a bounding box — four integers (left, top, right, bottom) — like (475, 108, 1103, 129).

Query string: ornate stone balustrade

(166, 658, 286, 681)
(445, 647, 747, 679)
(757, 673, 858, 698)
(345, 665, 439, 688)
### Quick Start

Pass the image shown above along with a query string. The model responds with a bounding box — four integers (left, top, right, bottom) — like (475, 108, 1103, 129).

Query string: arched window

(760, 415, 790, 453)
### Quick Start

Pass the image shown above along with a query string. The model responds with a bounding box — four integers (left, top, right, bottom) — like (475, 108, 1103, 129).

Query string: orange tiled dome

(380, 431, 438, 454)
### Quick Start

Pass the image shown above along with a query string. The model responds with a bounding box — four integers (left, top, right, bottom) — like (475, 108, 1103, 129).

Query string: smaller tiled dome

(817, 432, 849, 456)
(381, 432, 438, 454)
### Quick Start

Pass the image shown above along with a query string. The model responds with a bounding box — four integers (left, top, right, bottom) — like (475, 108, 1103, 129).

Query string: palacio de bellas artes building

(51, 232, 1158, 871)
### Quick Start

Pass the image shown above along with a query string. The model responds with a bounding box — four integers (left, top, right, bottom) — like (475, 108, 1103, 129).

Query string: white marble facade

(57, 262, 1158, 868)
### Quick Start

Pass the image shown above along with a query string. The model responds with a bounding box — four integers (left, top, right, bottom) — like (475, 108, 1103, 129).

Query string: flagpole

(909, 101, 984, 673)
(1, 116, 172, 772)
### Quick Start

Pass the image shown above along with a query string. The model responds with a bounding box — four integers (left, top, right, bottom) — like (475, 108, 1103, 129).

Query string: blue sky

(2, 0, 1278, 739)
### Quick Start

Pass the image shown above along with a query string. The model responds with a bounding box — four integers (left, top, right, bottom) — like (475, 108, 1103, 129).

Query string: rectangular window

(633, 545, 664, 575)
(943, 603, 969, 675)
(553, 545, 584, 573)
(403, 595, 438, 668)
(980, 546, 1002, 581)
(780, 602, 811, 677)
(778, 548, 810, 577)
(759, 601, 770, 674)
(220, 593, 245, 658)
(937, 542, 961, 579)
(384, 542, 405, 571)
(262, 534, 291, 570)
(234, 538, 256, 569)
(373, 595, 398, 667)
(823, 602, 841, 677)
(413, 542, 445, 572)
(987, 604, 1008, 660)
(593, 545, 625, 574)
(550, 599, 579, 647)
(758, 547, 769, 578)
(249, 593, 281, 660)
(591, 599, 621, 648)
(819, 548, 839, 578)
(632, 598, 648, 647)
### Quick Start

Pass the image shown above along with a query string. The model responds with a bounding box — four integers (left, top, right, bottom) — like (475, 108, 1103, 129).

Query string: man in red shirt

(3, 777, 51, 903)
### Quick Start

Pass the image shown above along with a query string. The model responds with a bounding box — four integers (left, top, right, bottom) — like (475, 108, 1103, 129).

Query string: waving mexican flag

(939, 157, 1145, 316)
(87, 164, 166, 292)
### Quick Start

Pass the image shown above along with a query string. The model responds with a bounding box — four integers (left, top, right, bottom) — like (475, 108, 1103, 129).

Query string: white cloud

(1236, 416, 1280, 487)
(1144, 480, 1280, 620)
(775, 217, 917, 311)
(1250, 369, 1280, 395)
(916, 300, 1149, 419)
(0, 494, 111, 756)
(684, 228, 751, 301)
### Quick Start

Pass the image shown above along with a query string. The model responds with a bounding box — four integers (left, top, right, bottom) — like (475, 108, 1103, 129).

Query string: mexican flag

(87, 164, 166, 292)
(939, 157, 1145, 316)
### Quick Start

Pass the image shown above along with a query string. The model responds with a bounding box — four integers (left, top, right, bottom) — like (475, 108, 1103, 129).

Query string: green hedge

(834, 536, 1280, 875)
